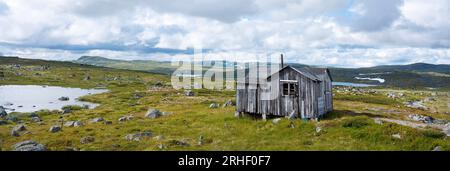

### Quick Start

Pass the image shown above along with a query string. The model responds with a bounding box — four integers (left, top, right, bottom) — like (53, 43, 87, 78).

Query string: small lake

(332, 82, 377, 87)
(0, 85, 108, 113)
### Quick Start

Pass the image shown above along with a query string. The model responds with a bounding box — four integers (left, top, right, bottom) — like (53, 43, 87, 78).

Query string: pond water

(332, 82, 377, 87)
(0, 85, 108, 113)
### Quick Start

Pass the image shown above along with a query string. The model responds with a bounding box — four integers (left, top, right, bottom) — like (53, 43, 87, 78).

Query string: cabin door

(281, 81, 299, 117)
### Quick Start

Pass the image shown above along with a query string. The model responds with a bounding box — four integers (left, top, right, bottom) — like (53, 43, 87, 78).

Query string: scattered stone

(222, 99, 234, 107)
(404, 101, 428, 110)
(83, 76, 91, 81)
(12, 140, 47, 151)
(125, 131, 152, 141)
(315, 126, 322, 133)
(13, 124, 26, 132)
(209, 103, 220, 109)
(432, 146, 442, 151)
(184, 90, 195, 96)
(443, 124, 450, 136)
(90, 117, 104, 123)
(153, 135, 165, 141)
(145, 109, 162, 119)
(198, 135, 205, 145)
(64, 121, 83, 127)
(118, 115, 134, 122)
(58, 96, 70, 101)
(80, 136, 95, 144)
(168, 139, 190, 146)
(0, 106, 8, 117)
(408, 114, 434, 124)
(234, 112, 241, 118)
(30, 117, 41, 122)
(11, 130, 20, 137)
(374, 118, 383, 125)
(392, 133, 402, 139)
(272, 118, 282, 124)
(157, 144, 166, 150)
(49, 126, 61, 133)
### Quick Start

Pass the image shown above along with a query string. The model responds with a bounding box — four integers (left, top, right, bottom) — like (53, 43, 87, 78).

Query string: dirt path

(374, 118, 449, 136)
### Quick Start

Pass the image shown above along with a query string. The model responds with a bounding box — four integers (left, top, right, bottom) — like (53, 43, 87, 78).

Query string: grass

(0, 57, 449, 151)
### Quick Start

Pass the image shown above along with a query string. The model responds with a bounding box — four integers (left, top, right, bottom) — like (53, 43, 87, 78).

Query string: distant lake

(332, 82, 377, 87)
(0, 85, 108, 113)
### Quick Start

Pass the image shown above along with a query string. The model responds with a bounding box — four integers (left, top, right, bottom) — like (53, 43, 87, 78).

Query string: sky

(0, 0, 450, 67)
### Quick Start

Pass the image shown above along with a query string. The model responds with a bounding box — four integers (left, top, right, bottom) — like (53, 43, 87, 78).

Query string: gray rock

(315, 126, 322, 133)
(443, 124, 450, 136)
(0, 106, 7, 117)
(80, 136, 95, 144)
(145, 109, 162, 119)
(432, 146, 442, 151)
(64, 121, 83, 127)
(198, 135, 205, 145)
(222, 99, 234, 107)
(168, 139, 190, 146)
(392, 133, 402, 139)
(90, 117, 104, 123)
(272, 118, 282, 124)
(13, 124, 26, 132)
(157, 144, 166, 150)
(49, 126, 61, 133)
(125, 131, 152, 141)
(234, 112, 241, 118)
(374, 118, 383, 125)
(184, 90, 195, 96)
(118, 115, 134, 122)
(209, 103, 219, 109)
(11, 130, 20, 137)
(12, 140, 47, 151)
(58, 96, 69, 101)
(30, 117, 41, 122)
(408, 114, 434, 124)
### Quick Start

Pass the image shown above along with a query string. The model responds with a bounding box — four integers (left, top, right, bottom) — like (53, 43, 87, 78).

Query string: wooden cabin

(236, 62, 333, 119)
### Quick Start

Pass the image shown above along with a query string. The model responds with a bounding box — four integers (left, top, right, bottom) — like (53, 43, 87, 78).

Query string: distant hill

(75, 56, 176, 75)
(73, 56, 450, 89)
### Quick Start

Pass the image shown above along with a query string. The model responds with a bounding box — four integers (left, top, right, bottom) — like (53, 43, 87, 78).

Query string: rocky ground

(0, 57, 450, 151)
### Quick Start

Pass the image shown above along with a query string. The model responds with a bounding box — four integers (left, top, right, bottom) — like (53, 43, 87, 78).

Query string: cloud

(0, 0, 449, 67)
(349, 0, 404, 32)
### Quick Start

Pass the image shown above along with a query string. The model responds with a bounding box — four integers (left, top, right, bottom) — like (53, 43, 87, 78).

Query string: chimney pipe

(280, 54, 284, 68)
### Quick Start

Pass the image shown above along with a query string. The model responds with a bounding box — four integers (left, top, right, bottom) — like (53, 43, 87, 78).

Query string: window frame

(281, 80, 298, 97)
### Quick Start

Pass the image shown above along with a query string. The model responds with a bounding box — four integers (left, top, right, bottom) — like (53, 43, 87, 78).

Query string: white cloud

(0, 0, 449, 67)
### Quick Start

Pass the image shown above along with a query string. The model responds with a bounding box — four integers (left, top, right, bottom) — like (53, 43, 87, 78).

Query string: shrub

(422, 130, 446, 139)
(341, 116, 370, 128)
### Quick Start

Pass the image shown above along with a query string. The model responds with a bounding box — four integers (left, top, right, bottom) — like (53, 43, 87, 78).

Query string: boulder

(209, 103, 219, 109)
(90, 117, 104, 123)
(272, 118, 282, 124)
(58, 96, 70, 101)
(118, 115, 134, 122)
(11, 130, 20, 137)
(184, 90, 195, 96)
(0, 106, 7, 117)
(30, 117, 41, 122)
(64, 121, 83, 127)
(125, 131, 152, 141)
(13, 124, 26, 132)
(222, 99, 234, 107)
(12, 140, 47, 151)
(80, 136, 95, 144)
(49, 126, 61, 133)
(432, 146, 442, 151)
(408, 114, 434, 124)
(392, 133, 402, 139)
(145, 109, 162, 119)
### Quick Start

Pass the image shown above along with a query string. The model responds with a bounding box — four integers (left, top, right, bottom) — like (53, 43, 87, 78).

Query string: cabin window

(281, 81, 298, 96)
